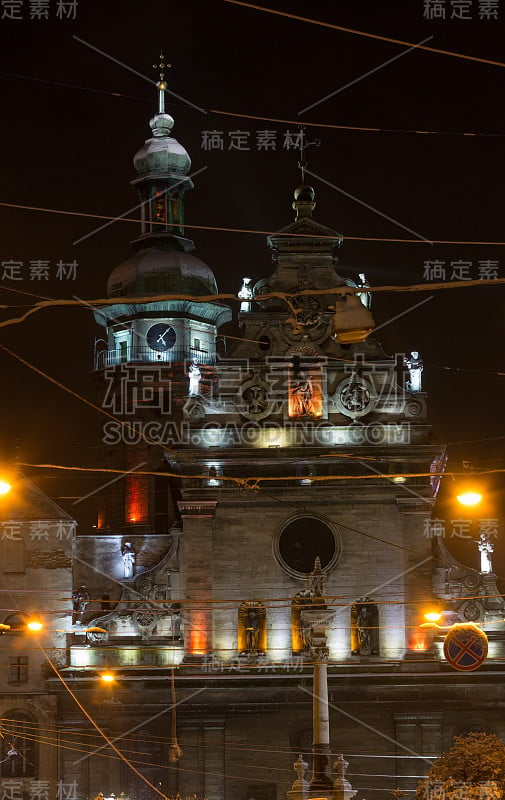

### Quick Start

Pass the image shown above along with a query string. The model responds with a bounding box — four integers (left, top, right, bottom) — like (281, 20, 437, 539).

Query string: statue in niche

(122, 542, 136, 579)
(238, 277, 253, 312)
(478, 532, 497, 574)
(245, 607, 261, 651)
(72, 585, 90, 615)
(352, 597, 379, 657)
(239, 601, 266, 655)
(188, 359, 201, 396)
(356, 604, 372, 656)
(290, 369, 314, 418)
(405, 351, 423, 392)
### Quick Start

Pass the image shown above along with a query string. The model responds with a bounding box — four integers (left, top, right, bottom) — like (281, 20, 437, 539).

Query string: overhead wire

(0, 11, 499, 792)
(223, 0, 505, 70)
(33, 643, 175, 800)
(2, 200, 505, 246)
(211, 107, 505, 138)
(1, 68, 504, 138)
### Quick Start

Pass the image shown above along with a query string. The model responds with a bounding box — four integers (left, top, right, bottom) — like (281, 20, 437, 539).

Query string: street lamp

(0, 479, 12, 496)
(424, 611, 443, 624)
(456, 490, 483, 507)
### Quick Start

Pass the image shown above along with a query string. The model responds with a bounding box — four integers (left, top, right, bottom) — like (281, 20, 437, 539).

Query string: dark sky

(0, 0, 503, 569)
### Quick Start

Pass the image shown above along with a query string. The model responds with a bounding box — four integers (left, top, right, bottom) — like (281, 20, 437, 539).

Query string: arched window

(1, 711, 37, 778)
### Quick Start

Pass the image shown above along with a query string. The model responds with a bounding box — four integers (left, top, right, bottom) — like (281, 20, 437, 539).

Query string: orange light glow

(125, 447, 148, 525)
(288, 368, 323, 420)
(27, 620, 43, 632)
(456, 491, 482, 507)
(0, 480, 12, 496)
(100, 671, 115, 683)
(189, 611, 208, 656)
(410, 633, 427, 651)
(424, 611, 442, 623)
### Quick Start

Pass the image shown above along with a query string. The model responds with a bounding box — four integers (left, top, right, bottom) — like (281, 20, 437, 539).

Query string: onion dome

(133, 111, 191, 177)
(107, 248, 218, 298)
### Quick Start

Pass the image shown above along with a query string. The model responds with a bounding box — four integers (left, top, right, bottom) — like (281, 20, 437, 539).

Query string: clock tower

(93, 57, 231, 534)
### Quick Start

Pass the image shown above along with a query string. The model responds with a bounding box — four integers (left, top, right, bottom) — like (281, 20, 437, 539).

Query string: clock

(146, 323, 176, 352)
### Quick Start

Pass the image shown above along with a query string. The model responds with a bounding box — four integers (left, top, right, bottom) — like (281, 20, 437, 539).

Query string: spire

(150, 51, 175, 138)
(297, 126, 308, 184)
(131, 53, 193, 249)
(291, 127, 319, 220)
(153, 51, 171, 116)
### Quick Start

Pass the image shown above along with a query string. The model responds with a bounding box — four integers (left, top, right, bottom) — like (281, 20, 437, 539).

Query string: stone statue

(238, 277, 253, 312)
(405, 351, 423, 392)
(72, 585, 90, 614)
(357, 273, 372, 308)
(122, 542, 135, 579)
(308, 557, 326, 598)
(188, 359, 201, 396)
(245, 607, 261, 651)
(290, 370, 314, 418)
(356, 602, 372, 656)
(478, 532, 496, 574)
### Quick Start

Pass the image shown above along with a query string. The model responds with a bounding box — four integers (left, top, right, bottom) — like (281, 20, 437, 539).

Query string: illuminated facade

(0, 473, 75, 796)
(48, 80, 505, 800)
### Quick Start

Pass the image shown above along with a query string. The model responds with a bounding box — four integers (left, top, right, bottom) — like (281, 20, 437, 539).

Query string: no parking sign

(443, 623, 488, 671)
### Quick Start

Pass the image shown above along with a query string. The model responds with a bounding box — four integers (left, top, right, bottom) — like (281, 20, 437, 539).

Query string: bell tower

(93, 55, 231, 534)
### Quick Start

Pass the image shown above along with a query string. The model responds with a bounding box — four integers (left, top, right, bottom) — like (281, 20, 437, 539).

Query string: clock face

(146, 323, 176, 352)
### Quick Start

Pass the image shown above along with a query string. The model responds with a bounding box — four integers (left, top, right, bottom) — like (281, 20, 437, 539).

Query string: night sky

(0, 0, 503, 572)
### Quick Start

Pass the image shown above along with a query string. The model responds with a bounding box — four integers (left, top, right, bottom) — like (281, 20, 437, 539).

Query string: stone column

(311, 646, 332, 789)
(288, 559, 357, 800)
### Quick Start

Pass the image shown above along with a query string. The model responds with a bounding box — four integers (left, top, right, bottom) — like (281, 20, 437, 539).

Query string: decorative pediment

(268, 215, 342, 247)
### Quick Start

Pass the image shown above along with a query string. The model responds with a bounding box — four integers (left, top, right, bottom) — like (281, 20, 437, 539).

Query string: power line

(2, 199, 505, 245)
(224, 0, 505, 70)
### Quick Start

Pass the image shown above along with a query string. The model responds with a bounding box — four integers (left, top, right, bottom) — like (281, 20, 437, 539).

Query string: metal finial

(296, 125, 320, 183)
(153, 51, 172, 83)
(297, 126, 307, 183)
(153, 51, 172, 115)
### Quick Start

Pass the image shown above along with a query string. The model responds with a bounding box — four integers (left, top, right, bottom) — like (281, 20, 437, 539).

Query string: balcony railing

(94, 346, 215, 370)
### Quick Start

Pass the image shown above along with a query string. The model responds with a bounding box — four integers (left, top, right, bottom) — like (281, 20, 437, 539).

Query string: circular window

(274, 515, 340, 578)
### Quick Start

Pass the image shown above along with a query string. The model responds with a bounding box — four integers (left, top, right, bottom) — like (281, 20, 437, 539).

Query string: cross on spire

(296, 126, 320, 183)
(153, 51, 172, 115)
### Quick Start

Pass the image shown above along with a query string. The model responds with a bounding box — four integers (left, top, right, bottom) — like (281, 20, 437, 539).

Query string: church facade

(6, 66, 504, 800)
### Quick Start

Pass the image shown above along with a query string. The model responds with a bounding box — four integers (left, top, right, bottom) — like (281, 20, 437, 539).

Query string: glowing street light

(424, 611, 442, 623)
(0, 480, 12, 496)
(456, 490, 483, 507)
(26, 620, 43, 632)
(100, 671, 115, 683)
